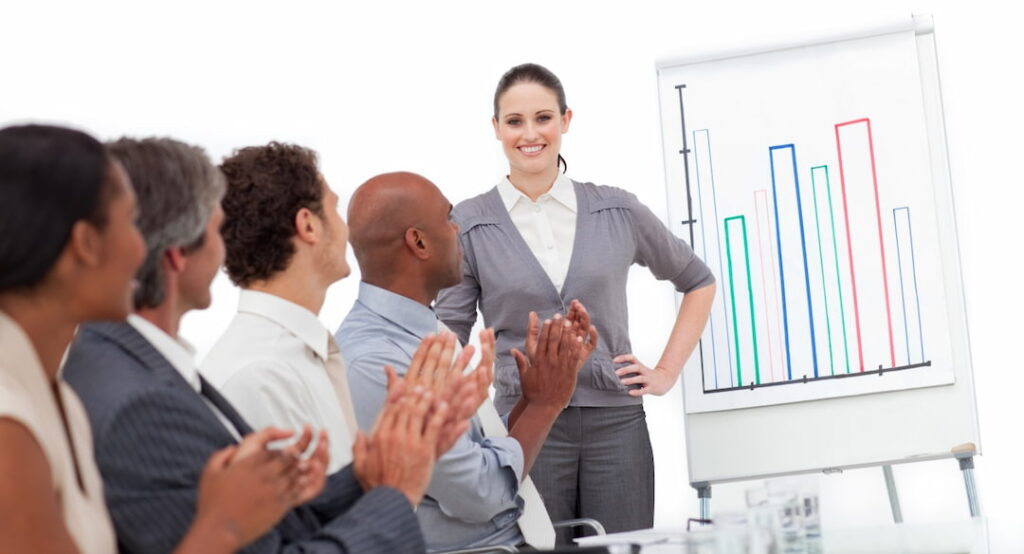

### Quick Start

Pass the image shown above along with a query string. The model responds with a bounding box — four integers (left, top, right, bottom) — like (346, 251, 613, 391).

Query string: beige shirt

(202, 290, 356, 472)
(0, 312, 117, 554)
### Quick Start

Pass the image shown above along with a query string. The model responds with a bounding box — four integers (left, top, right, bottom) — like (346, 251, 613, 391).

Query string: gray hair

(107, 137, 225, 309)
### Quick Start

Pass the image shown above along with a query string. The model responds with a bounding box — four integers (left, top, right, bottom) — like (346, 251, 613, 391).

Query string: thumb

(511, 348, 528, 379)
(353, 432, 368, 462)
(204, 445, 237, 473)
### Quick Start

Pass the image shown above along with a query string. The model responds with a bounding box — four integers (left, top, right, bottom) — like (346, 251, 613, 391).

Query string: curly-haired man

(202, 142, 358, 473)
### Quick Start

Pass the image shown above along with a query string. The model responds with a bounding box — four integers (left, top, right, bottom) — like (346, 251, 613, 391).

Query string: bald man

(336, 172, 596, 551)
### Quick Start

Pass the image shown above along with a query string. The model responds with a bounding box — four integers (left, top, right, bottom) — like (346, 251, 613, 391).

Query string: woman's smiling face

(493, 82, 572, 179)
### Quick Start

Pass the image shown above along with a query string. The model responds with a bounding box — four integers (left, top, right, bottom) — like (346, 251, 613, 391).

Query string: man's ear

(404, 228, 430, 260)
(295, 207, 320, 245)
(164, 246, 187, 273)
(66, 220, 103, 268)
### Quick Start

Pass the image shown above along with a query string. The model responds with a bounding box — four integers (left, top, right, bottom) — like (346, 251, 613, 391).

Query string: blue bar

(769, 144, 820, 379)
(892, 207, 925, 364)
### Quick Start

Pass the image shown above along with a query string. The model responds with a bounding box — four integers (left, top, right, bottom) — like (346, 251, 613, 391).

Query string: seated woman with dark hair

(0, 124, 313, 553)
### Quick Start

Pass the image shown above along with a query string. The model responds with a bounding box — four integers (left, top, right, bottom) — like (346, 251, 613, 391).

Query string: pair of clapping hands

(187, 330, 498, 550)
(513, 299, 600, 411)
(185, 302, 599, 551)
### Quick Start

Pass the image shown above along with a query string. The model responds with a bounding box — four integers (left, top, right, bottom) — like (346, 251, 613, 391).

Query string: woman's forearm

(655, 282, 716, 378)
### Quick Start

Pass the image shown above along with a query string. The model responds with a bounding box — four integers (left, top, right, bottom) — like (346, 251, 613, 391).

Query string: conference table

(574, 518, 1016, 553)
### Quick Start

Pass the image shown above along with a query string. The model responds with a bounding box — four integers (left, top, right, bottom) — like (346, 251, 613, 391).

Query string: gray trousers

(528, 405, 655, 545)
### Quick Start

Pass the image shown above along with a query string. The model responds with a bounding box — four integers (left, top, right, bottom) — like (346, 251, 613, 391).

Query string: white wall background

(4, 0, 1021, 547)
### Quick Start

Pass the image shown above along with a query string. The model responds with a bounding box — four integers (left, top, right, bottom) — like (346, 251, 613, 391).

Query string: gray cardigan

(436, 180, 714, 413)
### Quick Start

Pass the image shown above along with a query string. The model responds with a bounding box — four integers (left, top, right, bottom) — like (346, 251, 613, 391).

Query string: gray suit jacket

(63, 321, 424, 554)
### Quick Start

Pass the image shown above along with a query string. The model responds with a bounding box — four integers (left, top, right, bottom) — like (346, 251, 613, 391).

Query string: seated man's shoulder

(336, 311, 398, 356)
(203, 332, 303, 388)
(63, 325, 164, 412)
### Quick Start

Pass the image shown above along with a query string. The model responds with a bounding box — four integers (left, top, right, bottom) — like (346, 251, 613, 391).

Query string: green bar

(819, 165, 852, 373)
(724, 216, 761, 385)
(810, 166, 835, 376)
(724, 217, 742, 386)
(739, 216, 761, 385)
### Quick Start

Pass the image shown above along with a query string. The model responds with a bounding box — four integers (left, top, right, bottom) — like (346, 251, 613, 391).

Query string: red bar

(834, 118, 896, 371)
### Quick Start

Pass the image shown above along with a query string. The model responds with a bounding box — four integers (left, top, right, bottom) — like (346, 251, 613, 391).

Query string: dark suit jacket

(63, 321, 424, 554)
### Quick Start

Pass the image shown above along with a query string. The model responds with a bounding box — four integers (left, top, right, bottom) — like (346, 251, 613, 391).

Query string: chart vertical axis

(675, 84, 710, 390)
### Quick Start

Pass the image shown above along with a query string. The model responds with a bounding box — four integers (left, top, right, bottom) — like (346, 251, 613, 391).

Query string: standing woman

(436, 63, 717, 542)
(0, 124, 313, 553)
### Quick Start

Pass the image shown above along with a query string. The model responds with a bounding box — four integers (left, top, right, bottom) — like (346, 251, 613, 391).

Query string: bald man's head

(348, 172, 461, 294)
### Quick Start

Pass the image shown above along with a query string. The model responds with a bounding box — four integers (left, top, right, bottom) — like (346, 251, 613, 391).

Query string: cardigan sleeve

(435, 227, 481, 347)
(628, 193, 715, 293)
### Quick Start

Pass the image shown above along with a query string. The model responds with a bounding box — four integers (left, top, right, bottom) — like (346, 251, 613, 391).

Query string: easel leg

(882, 465, 903, 523)
(958, 456, 981, 517)
(695, 483, 711, 520)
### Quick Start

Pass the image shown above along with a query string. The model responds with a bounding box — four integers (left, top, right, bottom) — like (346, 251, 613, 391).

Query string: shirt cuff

(481, 435, 525, 484)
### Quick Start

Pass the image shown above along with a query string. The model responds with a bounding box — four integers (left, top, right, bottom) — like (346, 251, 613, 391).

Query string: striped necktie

(324, 333, 359, 455)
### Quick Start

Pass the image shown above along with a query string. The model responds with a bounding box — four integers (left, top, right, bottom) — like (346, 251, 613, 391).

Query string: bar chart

(659, 29, 957, 412)
(686, 112, 932, 395)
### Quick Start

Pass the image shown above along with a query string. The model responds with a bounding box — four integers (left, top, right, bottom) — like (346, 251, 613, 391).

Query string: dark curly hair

(219, 142, 323, 287)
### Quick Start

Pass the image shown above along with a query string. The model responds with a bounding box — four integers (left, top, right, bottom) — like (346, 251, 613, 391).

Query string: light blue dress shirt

(336, 282, 525, 551)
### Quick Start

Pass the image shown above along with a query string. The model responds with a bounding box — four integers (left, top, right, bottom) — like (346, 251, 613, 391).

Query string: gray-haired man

(63, 138, 444, 553)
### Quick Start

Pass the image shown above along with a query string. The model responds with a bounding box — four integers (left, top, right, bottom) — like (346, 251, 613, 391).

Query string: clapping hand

(352, 373, 450, 507)
(232, 425, 330, 508)
(512, 314, 584, 410)
(565, 299, 599, 365)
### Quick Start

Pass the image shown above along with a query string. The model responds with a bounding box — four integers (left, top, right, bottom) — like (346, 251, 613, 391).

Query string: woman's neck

(508, 164, 560, 202)
(0, 293, 79, 384)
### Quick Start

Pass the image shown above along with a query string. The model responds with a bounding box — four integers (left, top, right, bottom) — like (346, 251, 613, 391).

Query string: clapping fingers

(408, 332, 460, 394)
(437, 380, 476, 455)
(290, 430, 329, 506)
(306, 430, 329, 472)
(384, 365, 405, 403)
(352, 431, 373, 491)
(282, 425, 315, 459)
(546, 314, 567, 360)
(476, 328, 495, 378)
(235, 426, 296, 462)
(567, 299, 590, 335)
(452, 342, 475, 376)
(403, 334, 436, 389)
(584, 324, 599, 354)
(534, 315, 555, 362)
(421, 396, 449, 459)
(471, 328, 495, 407)
(525, 311, 540, 360)
(431, 333, 459, 394)
(511, 347, 530, 380)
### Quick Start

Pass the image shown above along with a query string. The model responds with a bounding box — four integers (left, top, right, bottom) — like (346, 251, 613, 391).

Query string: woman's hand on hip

(613, 354, 678, 396)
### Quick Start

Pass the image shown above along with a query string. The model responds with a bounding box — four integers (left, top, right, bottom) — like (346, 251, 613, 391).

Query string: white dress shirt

(497, 173, 578, 292)
(201, 290, 355, 472)
(126, 314, 242, 441)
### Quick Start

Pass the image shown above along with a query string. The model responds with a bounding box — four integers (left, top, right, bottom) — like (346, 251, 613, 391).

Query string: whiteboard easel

(654, 15, 981, 519)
